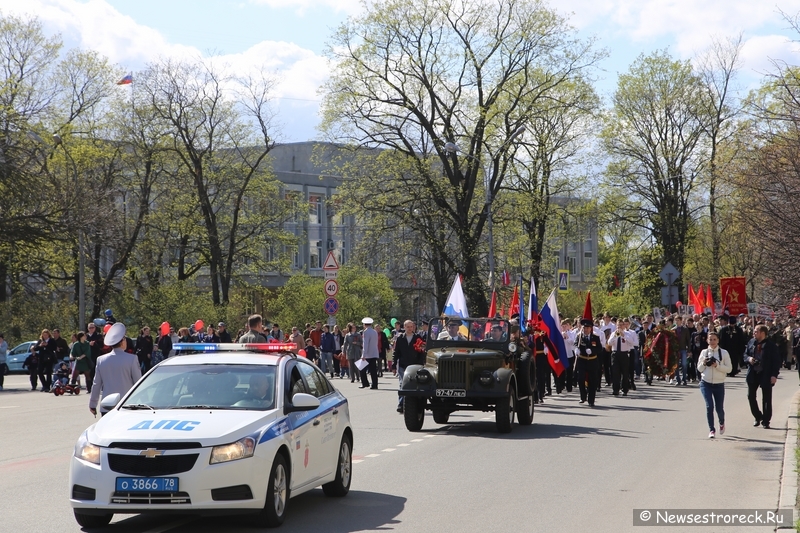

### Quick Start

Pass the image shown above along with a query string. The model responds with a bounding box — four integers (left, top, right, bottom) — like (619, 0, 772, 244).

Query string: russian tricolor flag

(117, 73, 133, 85)
(538, 289, 569, 377)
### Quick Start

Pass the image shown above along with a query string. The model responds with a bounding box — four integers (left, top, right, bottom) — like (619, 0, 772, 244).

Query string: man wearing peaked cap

(89, 323, 141, 416)
(575, 292, 602, 406)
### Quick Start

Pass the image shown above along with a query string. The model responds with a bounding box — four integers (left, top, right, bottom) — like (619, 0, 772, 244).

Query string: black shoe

(545, 391, 552, 396)
(762, 421, 770, 429)
(612, 392, 619, 396)
(370, 386, 378, 390)
(359, 385, 367, 389)
(754, 419, 761, 427)
(396, 406, 403, 413)
(589, 402, 595, 407)
(631, 383, 637, 390)
(579, 399, 586, 404)
(622, 391, 628, 396)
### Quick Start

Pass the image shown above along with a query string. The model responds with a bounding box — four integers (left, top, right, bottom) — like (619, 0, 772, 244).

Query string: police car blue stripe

(258, 395, 346, 444)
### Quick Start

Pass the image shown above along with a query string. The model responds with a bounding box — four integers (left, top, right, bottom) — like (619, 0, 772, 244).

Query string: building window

(584, 251, 594, 270)
(567, 255, 577, 275)
(334, 240, 345, 265)
(309, 195, 322, 224)
(285, 191, 300, 223)
(310, 240, 322, 269)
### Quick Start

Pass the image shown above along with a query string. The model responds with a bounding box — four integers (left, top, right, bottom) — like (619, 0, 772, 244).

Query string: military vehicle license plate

(435, 389, 466, 397)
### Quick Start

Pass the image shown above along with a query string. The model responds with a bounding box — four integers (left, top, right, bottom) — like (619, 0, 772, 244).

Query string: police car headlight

(74, 431, 101, 465)
(210, 436, 256, 464)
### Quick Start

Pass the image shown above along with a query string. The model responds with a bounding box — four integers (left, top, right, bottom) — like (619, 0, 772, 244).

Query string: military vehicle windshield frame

(427, 317, 509, 350)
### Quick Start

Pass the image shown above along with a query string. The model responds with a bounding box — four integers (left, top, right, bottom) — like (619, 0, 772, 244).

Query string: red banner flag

(508, 285, 519, 318)
(719, 277, 747, 316)
(706, 285, 715, 317)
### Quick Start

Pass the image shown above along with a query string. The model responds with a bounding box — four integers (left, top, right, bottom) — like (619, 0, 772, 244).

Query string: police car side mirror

(288, 393, 320, 412)
(99, 393, 121, 412)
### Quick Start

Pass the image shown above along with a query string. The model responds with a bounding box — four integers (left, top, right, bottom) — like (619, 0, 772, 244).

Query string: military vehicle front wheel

(517, 395, 534, 426)
(432, 410, 450, 424)
(495, 386, 515, 433)
(404, 397, 425, 431)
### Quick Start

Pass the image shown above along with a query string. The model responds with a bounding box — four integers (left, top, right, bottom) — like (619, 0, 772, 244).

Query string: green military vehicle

(398, 317, 535, 433)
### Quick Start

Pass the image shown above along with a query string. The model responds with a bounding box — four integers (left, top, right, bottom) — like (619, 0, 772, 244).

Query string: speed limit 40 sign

(324, 279, 339, 297)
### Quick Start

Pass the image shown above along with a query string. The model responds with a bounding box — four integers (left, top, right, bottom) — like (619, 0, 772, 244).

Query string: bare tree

(320, 0, 602, 313)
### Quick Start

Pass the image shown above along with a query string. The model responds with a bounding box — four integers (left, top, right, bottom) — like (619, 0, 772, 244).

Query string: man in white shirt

(561, 320, 576, 393)
(359, 317, 379, 389)
(607, 318, 634, 396)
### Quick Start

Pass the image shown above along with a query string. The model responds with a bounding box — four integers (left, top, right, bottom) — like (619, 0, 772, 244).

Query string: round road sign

(324, 297, 339, 315)
(324, 280, 339, 297)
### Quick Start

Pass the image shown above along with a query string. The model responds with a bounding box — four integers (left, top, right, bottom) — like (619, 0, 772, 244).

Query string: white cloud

(248, 0, 364, 16)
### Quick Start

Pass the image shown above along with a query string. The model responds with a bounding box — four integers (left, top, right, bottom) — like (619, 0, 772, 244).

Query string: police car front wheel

(322, 434, 352, 497)
(256, 453, 289, 528)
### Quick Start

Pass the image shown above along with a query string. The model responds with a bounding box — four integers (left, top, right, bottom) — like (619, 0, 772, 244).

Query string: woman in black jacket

(136, 327, 154, 373)
(33, 329, 56, 391)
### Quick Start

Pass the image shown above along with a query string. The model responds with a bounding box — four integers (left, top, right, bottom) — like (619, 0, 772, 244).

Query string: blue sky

(3, 0, 800, 142)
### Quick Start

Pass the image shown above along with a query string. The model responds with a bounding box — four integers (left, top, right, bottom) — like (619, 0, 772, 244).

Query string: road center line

(381, 448, 396, 452)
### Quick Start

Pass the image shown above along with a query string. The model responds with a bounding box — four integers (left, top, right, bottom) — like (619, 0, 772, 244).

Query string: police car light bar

(173, 343, 297, 353)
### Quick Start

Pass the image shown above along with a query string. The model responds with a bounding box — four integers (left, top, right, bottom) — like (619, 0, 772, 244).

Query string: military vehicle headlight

(416, 369, 432, 384)
(479, 371, 494, 386)
(508, 342, 517, 353)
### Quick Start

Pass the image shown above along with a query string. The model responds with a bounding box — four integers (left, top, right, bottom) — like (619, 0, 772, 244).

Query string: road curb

(776, 388, 800, 530)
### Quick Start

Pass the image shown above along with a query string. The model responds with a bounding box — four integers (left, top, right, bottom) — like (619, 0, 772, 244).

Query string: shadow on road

(433, 419, 640, 440)
(84, 490, 406, 533)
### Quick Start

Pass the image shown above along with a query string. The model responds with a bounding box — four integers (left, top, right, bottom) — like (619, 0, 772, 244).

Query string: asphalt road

(0, 369, 796, 533)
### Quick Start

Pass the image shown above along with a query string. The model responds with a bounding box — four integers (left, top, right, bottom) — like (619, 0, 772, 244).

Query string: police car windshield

(122, 364, 277, 411)
(430, 318, 508, 343)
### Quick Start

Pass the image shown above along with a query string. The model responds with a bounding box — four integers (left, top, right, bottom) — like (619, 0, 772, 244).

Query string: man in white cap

(359, 317, 379, 389)
(89, 323, 142, 416)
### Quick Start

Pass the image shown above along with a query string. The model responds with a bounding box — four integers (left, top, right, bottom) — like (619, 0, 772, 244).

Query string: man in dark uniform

(744, 324, 781, 428)
(718, 315, 745, 377)
(575, 318, 602, 406)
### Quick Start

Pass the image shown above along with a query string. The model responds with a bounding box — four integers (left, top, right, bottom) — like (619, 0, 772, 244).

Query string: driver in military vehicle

(438, 319, 466, 341)
(485, 324, 506, 342)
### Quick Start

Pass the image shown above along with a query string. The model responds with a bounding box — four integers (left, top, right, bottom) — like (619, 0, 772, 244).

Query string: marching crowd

(554, 310, 793, 438)
(1, 304, 797, 439)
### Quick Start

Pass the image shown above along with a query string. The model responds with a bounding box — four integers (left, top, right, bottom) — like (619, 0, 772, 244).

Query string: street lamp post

(53, 133, 86, 332)
(444, 125, 525, 285)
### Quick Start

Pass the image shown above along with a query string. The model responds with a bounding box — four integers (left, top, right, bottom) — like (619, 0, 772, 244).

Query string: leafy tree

(137, 58, 291, 305)
(267, 266, 396, 330)
(320, 0, 602, 314)
(601, 50, 710, 295)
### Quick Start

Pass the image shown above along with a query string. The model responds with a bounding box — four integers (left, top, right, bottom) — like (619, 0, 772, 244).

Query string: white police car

(69, 343, 352, 529)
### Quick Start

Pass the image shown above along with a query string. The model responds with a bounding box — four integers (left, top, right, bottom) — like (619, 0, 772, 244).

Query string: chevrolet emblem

(139, 448, 164, 458)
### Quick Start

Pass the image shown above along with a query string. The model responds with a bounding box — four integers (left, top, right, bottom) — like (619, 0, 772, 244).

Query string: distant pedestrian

(238, 315, 268, 343)
(320, 324, 336, 379)
(217, 322, 232, 343)
(33, 329, 56, 392)
(744, 325, 781, 429)
(136, 327, 154, 373)
(697, 331, 731, 438)
(343, 323, 362, 383)
(360, 318, 379, 389)
(0, 334, 6, 391)
(71, 332, 93, 392)
(392, 320, 424, 413)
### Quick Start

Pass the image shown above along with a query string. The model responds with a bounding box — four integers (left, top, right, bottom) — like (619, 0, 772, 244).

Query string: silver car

(6, 341, 36, 373)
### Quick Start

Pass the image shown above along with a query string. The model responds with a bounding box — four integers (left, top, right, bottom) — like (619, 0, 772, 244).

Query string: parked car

(6, 341, 36, 373)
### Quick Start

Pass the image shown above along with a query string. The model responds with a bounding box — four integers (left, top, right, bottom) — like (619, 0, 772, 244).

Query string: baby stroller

(51, 361, 80, 396)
